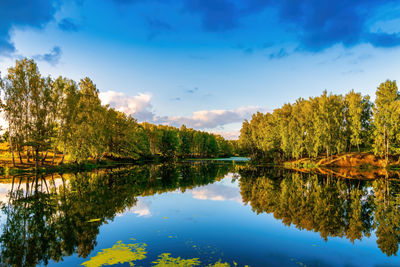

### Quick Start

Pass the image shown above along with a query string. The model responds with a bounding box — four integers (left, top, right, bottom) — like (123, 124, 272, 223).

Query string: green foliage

(0, 59, 233, 165)
(160, 126, 179, 158)
(373, 80, 400, 159)
(239, 88, 374, 160)
(142, 123, 234, 160)
(1, 59, 57, 166)
(104, 108, 150, 160)
(68, 77, 106, 162)
(344, 90, 372, 152)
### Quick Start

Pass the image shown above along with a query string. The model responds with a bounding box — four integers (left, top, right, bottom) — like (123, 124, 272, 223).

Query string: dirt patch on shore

(317, 153, 389, 167)
(287, 153, 400, 180)
(288, 153, 400, 168)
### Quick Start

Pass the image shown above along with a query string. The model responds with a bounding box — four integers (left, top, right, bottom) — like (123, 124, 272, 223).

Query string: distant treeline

(0, 59, 235, 166)
(239, 80, 399, 161)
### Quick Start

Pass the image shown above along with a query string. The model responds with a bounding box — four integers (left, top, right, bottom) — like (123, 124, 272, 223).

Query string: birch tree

(373, 80, 400, 160)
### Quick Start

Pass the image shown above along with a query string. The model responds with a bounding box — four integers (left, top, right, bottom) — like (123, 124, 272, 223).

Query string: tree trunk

(386, 138, 389, 163)
(51, 147, 57, 165)
(35, 148, 39, 170)
(60, 145, 66, 164)
(42, 177, 49, 194)
(384, 125, 388, 161)
(9, 135, 15, 167)
(17, 145, 23, 164)
(27, 146, 30, 163)
(41, 150, 48, 165)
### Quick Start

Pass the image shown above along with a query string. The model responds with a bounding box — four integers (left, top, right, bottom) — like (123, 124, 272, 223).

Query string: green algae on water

(81, 240, 147, 267)
(152, 253, 201, 267)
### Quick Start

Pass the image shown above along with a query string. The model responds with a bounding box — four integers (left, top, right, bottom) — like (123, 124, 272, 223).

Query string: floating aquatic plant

(207, 260, 231, 267)
(81, 238, 246, 267)
(81, 240, 147, 267)
(152, 253, 201, 267)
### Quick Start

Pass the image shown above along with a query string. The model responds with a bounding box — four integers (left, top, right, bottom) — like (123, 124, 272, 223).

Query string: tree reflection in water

(0, 162, 232, 266)
(238, 166, 400, 256)
(1, 163, 400, 266)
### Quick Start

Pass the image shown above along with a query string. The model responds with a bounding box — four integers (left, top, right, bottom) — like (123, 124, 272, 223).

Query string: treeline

(0, 59, 234, 166)
(239, 80, 400, 161)
(142, 123, 234, 159)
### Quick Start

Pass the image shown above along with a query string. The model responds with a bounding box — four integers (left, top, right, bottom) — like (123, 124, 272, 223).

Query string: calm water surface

(0, 162, 399, 266)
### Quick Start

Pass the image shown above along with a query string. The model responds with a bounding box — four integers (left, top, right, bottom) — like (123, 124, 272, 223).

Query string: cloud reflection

(191, 173, 242, 203)
(125, 198, 152, 217)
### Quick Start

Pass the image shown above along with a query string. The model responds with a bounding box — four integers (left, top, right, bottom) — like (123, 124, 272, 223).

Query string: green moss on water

(152, 253, 201, 267)
(207, 260, 232, 267)
(81, 240, 147, 267)
(81, 239, 247, 267)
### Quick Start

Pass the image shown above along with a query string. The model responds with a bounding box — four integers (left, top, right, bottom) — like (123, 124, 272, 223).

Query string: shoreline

(3, 152, 400, 178)
(282, 152, 400, 169)
(0, 156, 244, 176)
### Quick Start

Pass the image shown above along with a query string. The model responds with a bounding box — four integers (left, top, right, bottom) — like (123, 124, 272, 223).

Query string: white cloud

(99, 90, 155, 122)
(210, 130, 240, 140)
(156, 106, 267, 130)
(99, 90, 268, 138)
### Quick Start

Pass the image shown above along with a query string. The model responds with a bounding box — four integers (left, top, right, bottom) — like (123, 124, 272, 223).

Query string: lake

(0, 161, 399, 266)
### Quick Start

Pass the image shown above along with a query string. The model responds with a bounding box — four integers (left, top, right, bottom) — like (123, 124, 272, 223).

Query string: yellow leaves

(81, 240, 147, 267)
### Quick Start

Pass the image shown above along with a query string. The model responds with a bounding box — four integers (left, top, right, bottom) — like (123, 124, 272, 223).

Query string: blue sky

(1, 0, 400, 138)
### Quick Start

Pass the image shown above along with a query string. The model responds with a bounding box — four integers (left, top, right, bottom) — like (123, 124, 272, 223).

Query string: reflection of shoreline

(0, 162, 235, 266)
(238, 166, 400, 257)
(0, 177, 68, 204)
(288, 166, 400, 180)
